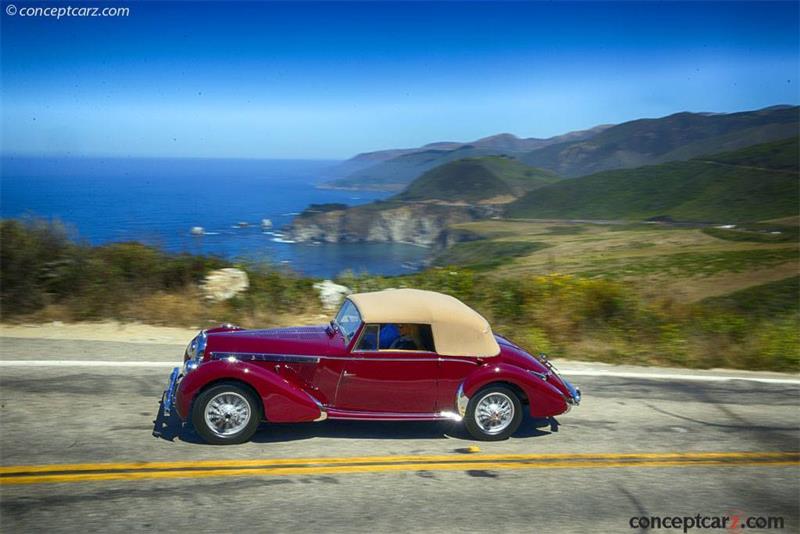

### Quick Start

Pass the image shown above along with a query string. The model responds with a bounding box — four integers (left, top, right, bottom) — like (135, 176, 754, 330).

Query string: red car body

(163, 291, 581, 443)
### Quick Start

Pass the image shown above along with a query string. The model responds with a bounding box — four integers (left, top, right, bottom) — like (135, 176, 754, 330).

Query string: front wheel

(464, 386, 522, 441)
(192, 382, 262, 445)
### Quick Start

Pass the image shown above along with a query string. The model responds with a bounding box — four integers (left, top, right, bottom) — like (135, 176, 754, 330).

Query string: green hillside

(519, 105, 799, 177)
(396, 156, 560, 202)
(696, 135, 800, 171)
(505, 137, 800, 223)
(327, 145, 499, 191)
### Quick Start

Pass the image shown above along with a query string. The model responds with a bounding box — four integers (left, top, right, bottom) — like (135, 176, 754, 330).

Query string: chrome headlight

(184, 331, 207, 373)
(195, 331, 207, 359)
(185, 339, 195, 359)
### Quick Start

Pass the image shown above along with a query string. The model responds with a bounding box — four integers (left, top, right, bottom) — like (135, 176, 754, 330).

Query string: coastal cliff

(285, 201, 494, 246)
(287, 156, 559, 246)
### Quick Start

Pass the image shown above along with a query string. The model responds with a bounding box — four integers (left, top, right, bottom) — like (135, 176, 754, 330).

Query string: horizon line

(2, 102, 796, 162)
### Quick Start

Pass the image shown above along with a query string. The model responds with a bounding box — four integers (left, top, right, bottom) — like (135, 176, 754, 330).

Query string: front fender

(462, 363, 568, 417)
(175, 360, 323, 423)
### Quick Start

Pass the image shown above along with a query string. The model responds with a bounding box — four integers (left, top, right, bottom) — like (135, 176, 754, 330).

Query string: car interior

(356, 323, 436, 352)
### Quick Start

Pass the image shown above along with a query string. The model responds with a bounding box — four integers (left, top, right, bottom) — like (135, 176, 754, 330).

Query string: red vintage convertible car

(163, 288, 581, 444)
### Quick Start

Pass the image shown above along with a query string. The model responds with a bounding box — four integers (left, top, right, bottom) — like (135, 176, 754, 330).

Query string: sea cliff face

(285, 202, 494, 246)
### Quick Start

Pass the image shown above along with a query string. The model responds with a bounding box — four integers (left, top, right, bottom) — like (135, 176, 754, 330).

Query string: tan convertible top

(347, 288, 500, 357)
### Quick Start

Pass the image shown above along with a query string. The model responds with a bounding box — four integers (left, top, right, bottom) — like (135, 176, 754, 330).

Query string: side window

(379, 323, 400, 349)
(355, 324, 436, 352)
(380, 324, 435, 352)
(356, 324, 379, 351)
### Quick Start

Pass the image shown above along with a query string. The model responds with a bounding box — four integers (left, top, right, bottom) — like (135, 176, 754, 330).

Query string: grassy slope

(506, 137, 800, 223)
(697, 135, 800, 170)
(703, 276, 799, 318)
(443, 218, 799, 302)
(432, 241, 550, 270)
(396, 156, 560, 202)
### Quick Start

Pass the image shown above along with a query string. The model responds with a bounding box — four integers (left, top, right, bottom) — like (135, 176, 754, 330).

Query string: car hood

(204, 325, 339, 357)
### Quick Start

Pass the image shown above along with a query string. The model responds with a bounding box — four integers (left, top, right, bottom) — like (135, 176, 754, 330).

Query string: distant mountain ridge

(323, 105, 799, 191)
(519, 105, 800, 177)
(322, 124, 610, 190)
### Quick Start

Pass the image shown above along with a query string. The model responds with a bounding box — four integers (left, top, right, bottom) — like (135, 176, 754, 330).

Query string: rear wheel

(192, 382, 261, 445)
(464, 386, 522, 441)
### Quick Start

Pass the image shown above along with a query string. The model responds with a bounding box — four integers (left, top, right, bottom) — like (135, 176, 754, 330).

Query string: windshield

(333, 299, 362, 343)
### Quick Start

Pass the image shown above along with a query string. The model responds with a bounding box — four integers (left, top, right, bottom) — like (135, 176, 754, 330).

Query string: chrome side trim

(308, 394, 328, 422)
(326, 410, 457, 421)
(211, 351, 454, 363)
(352, 349, 439, 355)
(210, 352, 321, 364)
(344, 356, 440, 362)
(528, 369, 550, 381)
(439, 358, 481, 366)
(456, 383, 469, 417)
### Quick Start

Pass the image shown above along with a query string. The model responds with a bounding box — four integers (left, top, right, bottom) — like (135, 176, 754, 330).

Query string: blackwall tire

(464, 386, 522, 441)
(192, 382, 262, 445)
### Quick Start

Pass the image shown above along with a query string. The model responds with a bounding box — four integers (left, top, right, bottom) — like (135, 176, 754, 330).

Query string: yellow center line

(1, 451, 796, 475)
(0, 452, 796, 485)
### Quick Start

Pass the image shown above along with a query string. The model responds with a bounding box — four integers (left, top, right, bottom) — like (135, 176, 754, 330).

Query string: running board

(325, 408, 462, 422)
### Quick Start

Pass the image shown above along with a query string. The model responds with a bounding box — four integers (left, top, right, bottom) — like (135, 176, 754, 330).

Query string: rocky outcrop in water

(285, 201, 494, 246)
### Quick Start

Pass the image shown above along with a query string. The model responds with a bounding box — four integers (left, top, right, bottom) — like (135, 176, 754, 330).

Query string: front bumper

(162, 367, 181, 418)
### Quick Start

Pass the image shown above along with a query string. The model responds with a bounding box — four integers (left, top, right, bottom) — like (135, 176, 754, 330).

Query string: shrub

(2, 218, 798, 372)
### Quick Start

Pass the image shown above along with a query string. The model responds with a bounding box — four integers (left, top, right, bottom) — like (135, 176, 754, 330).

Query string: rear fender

(176, 360, 323, 423)
(462, 363, 568, 417)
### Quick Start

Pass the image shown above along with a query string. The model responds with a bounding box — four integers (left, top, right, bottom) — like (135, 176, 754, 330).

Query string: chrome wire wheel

(474, 392, 515, 435)
(203, 392, 252, 437)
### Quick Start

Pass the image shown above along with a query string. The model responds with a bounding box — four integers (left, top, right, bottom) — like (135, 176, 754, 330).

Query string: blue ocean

(0, 157, 429, 278)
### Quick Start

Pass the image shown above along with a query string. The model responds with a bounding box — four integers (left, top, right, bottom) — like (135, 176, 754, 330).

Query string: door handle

(342, 371, 356, 377)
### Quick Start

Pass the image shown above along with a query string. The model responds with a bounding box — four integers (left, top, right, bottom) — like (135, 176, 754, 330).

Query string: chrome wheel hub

(204, 392, 251, 437)
(475, 392, 514, 435)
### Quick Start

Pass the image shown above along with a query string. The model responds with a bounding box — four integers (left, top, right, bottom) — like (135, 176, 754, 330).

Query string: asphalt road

(0, 337, 798, 533)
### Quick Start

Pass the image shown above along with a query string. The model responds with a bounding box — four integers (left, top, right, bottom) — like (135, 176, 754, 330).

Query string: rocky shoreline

(284, 201, 495, 247)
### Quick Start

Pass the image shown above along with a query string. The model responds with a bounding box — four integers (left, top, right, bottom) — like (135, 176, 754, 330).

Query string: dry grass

(656, 263, 800, 302)
(763, 215, 800, 226)
(447, 219, 799, 300)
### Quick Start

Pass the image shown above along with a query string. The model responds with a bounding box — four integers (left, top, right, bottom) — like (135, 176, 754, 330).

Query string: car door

(333, 324, 440, 413)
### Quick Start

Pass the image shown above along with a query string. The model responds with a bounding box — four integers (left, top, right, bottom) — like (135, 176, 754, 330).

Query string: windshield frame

(333, 298, 362, 344)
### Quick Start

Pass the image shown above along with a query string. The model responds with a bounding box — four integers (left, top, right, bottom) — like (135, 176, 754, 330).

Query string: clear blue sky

(1, 1, 798, 159)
